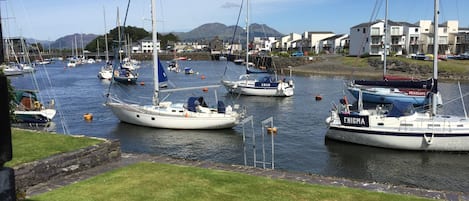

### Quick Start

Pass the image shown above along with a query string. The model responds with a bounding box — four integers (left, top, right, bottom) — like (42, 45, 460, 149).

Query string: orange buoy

(315, 94, 322, 101)
(140, 81, 145, 86)
(83, 113, 93, 121)
(202, 87, 209, 92)
(200, 75, 206, 80)
(267, 127, 278, 134)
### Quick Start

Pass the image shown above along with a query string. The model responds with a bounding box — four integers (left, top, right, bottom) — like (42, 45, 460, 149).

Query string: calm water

(10, 60, 469, 193)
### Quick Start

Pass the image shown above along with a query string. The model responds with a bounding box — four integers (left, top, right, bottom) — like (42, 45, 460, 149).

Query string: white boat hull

(221, 80, 294, 97)
(98, 68, 113, 79)
(327, 112, 469, 151)
(107, 102, 240, 129)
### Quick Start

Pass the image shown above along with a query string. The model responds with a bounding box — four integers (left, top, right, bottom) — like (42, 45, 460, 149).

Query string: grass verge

(28, 162, 433, 201)
(5, 128, 103, 167)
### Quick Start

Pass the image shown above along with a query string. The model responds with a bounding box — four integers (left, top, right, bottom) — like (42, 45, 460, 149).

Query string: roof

(322, 34, 347, 41)
(351, 19, 410, 28)
(304, 31, 334, 34)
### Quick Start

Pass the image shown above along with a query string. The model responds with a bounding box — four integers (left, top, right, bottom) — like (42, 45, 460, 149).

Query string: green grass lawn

(28, 162, 434, 201)
(5, 128, 103, 167)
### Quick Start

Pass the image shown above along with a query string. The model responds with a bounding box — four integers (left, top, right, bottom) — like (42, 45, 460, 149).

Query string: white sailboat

(221, 0, 294, 97)
(106, 0, 243, 130)
(347, 0, 432, 106)
(326, 0, 469, 151)
(97, 7, 113, 80)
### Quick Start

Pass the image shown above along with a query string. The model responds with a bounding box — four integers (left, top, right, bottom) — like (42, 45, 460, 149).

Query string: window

(357, 28, 360, 32)
(415, 28, 419, 32)
(363, 28, 366, 33)
(371, 27, 380, 35)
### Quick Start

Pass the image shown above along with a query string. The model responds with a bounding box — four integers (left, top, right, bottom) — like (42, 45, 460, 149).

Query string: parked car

(291, 51, 304, 57)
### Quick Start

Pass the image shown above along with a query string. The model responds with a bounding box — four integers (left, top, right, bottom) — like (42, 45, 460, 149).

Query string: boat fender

(226, 105, 232, 114)
(185, 112, 189, 118)
(34, 101, 41, 110)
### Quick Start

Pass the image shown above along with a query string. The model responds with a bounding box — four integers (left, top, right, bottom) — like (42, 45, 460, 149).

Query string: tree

(85, 26, 151, 51)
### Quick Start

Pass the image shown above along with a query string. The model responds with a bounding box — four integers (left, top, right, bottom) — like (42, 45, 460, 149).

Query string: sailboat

(325, 0, 469, 151)
(111, 8, 138, 84)
(347, 0, 433, 106)
(106, 0, 243, 130)
(0, 31, 57, 125)
(221, 0, 294, 97)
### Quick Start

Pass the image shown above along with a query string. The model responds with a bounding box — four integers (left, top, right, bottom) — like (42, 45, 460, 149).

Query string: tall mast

(383, 0, 388, 77)
(103, 6, 109, 62)
(0, 9, 4, 64)
(431, 0, 439, 115)
(117, 8, 122, 63)
(151, 0, 159, 106)
(245, 0, 249, 71)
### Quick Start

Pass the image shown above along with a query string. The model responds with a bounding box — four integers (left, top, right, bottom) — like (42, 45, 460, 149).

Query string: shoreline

(288, 55, 469, 82)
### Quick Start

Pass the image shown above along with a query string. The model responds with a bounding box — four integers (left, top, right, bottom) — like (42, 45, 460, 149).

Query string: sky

(2, 0, 468, 41)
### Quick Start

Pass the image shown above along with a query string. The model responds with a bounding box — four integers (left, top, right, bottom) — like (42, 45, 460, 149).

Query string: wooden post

(0, 74, 15, 201)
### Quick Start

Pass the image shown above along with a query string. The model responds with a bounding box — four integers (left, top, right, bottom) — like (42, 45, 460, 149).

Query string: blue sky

(2, 0, 468, 41)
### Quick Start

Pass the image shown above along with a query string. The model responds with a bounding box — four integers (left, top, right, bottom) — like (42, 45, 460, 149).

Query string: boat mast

(103, 6, 109, 63)
(245, 0, 249, 71)
(431, 0, 439, 116)
(151, 0, 159, 106)
(383, 0, 388, 78)
(0, 9, 4, 64)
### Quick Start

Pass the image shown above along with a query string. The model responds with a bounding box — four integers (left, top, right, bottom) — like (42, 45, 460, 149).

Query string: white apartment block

(275, 33, 302, 50)
(349, 19, 463, 56)
(302, 31, 335, 54)
(135, 38, 160, 53)
(318, 34, 349, 54)
(252, 37, 277, 52)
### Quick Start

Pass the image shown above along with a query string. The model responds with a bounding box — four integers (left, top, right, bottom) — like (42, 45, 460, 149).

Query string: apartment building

(349, 19, 463, 56)
(318, 34, 349, 54)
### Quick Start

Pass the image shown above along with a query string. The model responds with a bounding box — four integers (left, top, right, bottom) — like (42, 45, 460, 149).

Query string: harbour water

(10, 60, 469, 193)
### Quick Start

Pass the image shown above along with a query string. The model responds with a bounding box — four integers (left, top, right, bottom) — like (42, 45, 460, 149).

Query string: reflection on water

(109, 122, 244, 163)
(324, 138, 469, 192)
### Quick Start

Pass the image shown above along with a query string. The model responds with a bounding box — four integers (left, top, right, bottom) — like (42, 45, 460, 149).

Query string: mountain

(49, 33, 99, 49)
(174, 22, 284, 43)
(27, 22, 282, 49)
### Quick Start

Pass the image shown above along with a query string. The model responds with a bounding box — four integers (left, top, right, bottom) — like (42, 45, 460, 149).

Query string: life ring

(34, 101, 41, 110)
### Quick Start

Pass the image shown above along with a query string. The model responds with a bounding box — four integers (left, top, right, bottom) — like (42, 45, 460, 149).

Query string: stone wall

(14, 139, 121, 192)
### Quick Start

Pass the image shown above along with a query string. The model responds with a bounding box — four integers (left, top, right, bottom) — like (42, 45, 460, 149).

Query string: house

(275, 33, 302, 51)
(252, 37, 277, 52)
(135, 37, 160, 53)
(457, 27, 469, 54)
(349, 20, 405, 56)
(318, 34, 349, 54)
(400, 21, 421, 54)
(302, 31, 335, 54)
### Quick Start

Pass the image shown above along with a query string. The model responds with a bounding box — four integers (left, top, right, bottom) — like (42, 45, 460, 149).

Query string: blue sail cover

(158, 59, 168, 83)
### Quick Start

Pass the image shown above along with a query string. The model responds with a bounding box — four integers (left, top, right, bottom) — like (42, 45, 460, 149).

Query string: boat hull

(221, 80, 294, 97)
(326, 112, 469, 151)
(348, 86, 426, 105)
(113, 76, 137, 84)
(14, 109, 56, 124)
(107, 102, 240, 130)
